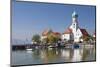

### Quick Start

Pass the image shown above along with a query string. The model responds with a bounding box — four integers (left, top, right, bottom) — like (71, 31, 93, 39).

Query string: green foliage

(42, 38, 49, 44)
(32, 34, 40, 43)
(42, 33, 60, 44)
(47, 34, 57, 43)
(80, 35, 94, 42)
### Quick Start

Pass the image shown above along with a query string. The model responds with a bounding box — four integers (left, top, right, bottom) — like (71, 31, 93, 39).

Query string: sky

(12, 0, 96, 43)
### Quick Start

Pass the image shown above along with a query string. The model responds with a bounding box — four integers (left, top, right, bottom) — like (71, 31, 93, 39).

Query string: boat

(26, 48, 32, 51)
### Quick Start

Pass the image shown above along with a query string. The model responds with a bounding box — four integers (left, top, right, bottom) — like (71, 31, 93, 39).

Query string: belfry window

(73, 24, 75, 28)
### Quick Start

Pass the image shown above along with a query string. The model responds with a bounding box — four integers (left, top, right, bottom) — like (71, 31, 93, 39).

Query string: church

(62, 11, 89, 42)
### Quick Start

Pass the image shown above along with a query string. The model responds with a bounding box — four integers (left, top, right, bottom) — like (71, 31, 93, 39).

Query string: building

(62, 11, 89, 42)
(41, 29, 52, 40)
(41, 29, 61, 41)
(62, 28, 74, 41)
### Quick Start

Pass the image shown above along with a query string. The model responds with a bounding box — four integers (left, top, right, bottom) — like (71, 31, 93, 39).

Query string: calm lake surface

(11, 45, 96, 66)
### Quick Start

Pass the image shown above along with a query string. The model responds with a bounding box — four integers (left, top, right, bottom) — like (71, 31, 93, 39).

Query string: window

(73, 24, 75, 28)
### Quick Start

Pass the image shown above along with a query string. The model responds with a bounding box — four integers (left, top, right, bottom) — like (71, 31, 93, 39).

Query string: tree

(47, 33, 60, 44)
(32, 34, 40, 44)
(80, 35, 93, 42)
(42, 38, 49, 44)
(42, 33, 60, 45)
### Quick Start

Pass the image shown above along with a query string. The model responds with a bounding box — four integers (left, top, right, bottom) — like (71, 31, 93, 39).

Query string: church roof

(80, 29, 89, 36)
(72, 11, 78, 18)
(63, 28, 72, 34)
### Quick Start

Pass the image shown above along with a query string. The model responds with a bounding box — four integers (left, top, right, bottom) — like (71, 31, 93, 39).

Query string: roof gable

(42, 29, 52, 36)
(80, 29, 88, 36)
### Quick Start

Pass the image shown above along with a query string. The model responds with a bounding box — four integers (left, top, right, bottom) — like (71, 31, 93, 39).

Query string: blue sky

(12, 1, 96, 42)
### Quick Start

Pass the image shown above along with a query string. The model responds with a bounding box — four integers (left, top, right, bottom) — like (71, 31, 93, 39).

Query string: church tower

(70, 11, 79, 33)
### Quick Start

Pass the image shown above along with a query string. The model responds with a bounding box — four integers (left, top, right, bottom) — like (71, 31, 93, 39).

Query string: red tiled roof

(80, 29, 88, 36)
(63, 28, 72, 34)
(42, 29, 61, 36)
(53, 32, 61, 35)
(42, 29, 51, 36)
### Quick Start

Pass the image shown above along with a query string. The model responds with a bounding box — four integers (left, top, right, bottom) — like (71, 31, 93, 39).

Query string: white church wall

(62, 34, 70, 41)
(74, 29, 83, 42)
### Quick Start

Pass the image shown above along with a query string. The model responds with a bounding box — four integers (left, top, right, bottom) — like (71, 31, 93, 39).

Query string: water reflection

(12, 46, 95, 65)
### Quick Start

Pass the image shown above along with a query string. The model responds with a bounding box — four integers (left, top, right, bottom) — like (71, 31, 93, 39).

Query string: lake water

(11, 45, 96, 66)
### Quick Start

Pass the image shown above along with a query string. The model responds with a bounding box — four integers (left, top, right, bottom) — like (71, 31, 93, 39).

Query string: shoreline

(12, 43, 95, 51)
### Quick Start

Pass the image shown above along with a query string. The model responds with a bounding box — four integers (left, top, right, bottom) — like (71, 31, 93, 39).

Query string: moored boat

(26, 48, 32, 51)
